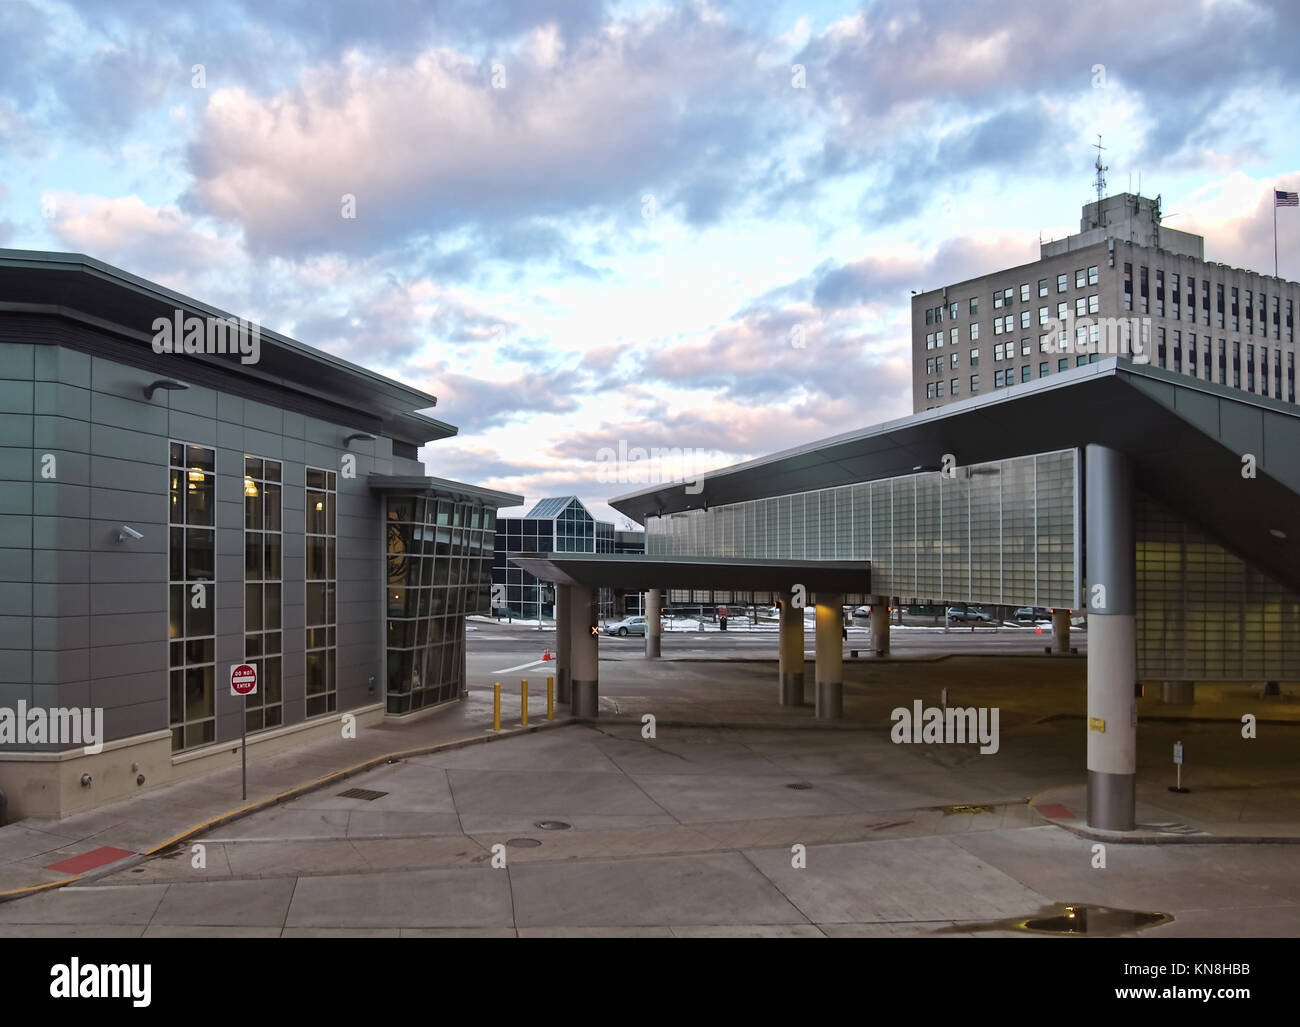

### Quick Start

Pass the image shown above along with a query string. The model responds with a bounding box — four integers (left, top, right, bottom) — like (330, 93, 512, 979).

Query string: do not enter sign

(230, 663, 258, 696)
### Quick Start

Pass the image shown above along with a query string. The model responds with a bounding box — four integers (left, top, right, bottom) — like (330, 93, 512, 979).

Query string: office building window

(950, 378, 959, 396)
(1232, 341, 1241, 388)
(305, 467, 338, 718)
(1039, 361, 1049, 377)
(243, 457, 283, 732)
(1020, 283, 1030, 302)
(1076, 356, 1088, 367)
(950, 352, 959, 369)
(1289, 352, 1295, 403)
(1157, 327, 1166, 368)
(1075, 297, 1087, 317)
(970, 322, 979, 340)
(1172, 272, 1180, 316)
(1058, 358, 1069, 372)
(1038, 278, 1048, 297)
(969, 347, 980, 366)
(969, 297, 978, 315)
(1020, 365, 1031, 382)
(994, 342, 1004, 361)
(1287, 299, 1294, 342)
(1216, 283, 1225, 328)
(1021, 339, 1032, 356)
(993, 317, 1002, 336)
(1088, 266, 1099, 286)
(926, 333, 934, 350)
(1247, 343, 1255, 392)
(949, 302, 959, 320)
(994, 369, 1005, 388)
(1202, 279, 1211, 325)
(927, 382, 936, 399)
(1057, 301, 1068, 320)
(1074, 269, 1084, 289)
(970, 374, 980, 392)
(168, 442, 216, 752)
(935, 380, 944, 397)
(1231, 287, 1239, 331)
(1003, 287, 1014, 305)
(935, 306, 943, 324)
(994, 290, 1003, 309)
(1218, 339, 1226, 384)
(1057, 273, 1068, 293)
(1020, 310, 1031, 329)
(1274, 349, 1282, 400)
(936, 329, 944, 348)
(1123, 263, 1132, 310)
(1246, 289, 1254, 330)
(1202, 338, 1210, 381)
(1139, 266, 1149, 313)
(1187, 276, 1195, 320)
(950, 327, 958, 346)
(926, 307, 933, 325)
(925, 357, 934, 374)
(1261, 346, 1269, 393)
(1155, 269, 1165, 317)
(1038, 305, 1048, 325)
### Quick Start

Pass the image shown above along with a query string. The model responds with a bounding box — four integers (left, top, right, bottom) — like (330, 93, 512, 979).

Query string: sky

(3, 0, 1300, 525)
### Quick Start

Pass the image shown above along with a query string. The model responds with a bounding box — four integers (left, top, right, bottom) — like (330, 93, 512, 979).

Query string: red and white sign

(230, 663, 258, 696)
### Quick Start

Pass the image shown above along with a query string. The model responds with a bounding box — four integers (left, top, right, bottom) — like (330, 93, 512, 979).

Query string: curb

(1027, 788, 1300, 845)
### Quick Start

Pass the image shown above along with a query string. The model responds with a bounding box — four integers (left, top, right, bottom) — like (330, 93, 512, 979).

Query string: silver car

(603, 616, 647, 637)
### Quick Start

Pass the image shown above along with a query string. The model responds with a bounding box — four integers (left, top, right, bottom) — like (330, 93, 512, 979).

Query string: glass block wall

(385, 494, 495, 715)
(646, 449, 1077, 608)
(1136, 493, 1300, 680)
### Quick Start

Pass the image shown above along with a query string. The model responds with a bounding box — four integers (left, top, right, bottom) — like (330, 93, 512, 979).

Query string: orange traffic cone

(542, 647, 552, 661)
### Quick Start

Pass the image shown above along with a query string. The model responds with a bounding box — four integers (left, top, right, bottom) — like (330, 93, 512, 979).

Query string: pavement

(0, 637, 1296, 935)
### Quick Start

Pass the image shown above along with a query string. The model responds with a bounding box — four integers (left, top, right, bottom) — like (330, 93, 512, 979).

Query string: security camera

(119, 525, 144, 541)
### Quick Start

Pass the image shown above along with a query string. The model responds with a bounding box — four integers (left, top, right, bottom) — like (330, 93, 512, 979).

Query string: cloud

(180, 10, 785, 256)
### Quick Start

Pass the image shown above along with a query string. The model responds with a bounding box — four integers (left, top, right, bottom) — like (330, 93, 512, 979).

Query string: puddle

(939, 903, 1172, 936)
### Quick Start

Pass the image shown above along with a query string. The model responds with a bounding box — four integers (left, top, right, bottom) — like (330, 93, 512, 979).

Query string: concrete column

(1161, 681, 1195, 705)
(778, 591, 805, 705)
(869, 596, 890, 655)
(570, 585, 599, 717)
(814, 594, 844, 720)
(555, 583, 572, 704)
(1051, 608, 1071, 653)
(1085, 444, 1137, 831)
(645, 588, 662, 658)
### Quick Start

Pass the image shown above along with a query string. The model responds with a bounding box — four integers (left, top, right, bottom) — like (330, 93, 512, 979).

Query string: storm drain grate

(535, 820, 571, 830)
(507, 838, 542, 848)
(785, 783, 814, 790)
(338, 788, 388, 801)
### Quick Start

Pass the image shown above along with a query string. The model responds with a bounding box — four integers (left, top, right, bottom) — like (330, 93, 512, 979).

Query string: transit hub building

(0, 249, 520, 818)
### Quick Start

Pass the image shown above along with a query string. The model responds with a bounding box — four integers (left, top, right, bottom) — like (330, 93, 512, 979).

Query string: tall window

(244, 457, 283, 731)
(168, 442, 216, 751)
(305, 467, 337, 718)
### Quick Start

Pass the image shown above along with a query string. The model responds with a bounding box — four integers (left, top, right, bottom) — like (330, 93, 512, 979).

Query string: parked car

(603, 616, 646, 637)
(946, 606, 991, 623)
(1014, 606, 1049, 623)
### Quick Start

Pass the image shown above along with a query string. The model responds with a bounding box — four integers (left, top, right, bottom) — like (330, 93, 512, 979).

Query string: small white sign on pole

(1173, 741, 1184, 766)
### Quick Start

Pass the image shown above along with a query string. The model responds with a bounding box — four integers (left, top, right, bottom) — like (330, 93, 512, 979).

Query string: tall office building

(912, 193, 1300, 411)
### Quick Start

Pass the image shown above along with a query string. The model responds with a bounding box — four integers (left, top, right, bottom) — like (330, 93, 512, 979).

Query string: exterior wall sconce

(144, 378, 189, 400)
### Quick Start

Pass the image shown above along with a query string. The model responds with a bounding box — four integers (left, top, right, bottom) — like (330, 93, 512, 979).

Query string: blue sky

(3, 0, 1300, 523)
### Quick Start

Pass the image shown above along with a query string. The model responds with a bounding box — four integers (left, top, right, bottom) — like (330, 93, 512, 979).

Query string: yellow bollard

(547, 675, 554, 720)
(493, 682, 500, 731)
(521, 679, 529, 726)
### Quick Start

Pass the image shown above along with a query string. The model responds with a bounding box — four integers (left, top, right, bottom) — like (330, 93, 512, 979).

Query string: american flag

(1276, 189, 1299, 207)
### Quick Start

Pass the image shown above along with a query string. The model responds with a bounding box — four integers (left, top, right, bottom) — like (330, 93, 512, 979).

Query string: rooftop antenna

(1093, 135, 1108, 226)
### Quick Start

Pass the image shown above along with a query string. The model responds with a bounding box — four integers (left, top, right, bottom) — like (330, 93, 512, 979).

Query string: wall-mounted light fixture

(144, 378, 189, 400)
(344, 432, 376, 447)
(118, 525, 144, 542)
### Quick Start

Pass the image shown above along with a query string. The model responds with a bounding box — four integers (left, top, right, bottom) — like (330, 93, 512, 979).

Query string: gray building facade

(0, 250, 520, 818)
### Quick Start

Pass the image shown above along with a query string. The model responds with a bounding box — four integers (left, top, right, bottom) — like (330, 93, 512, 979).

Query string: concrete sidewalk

(2, 655, 1297, 900)
(0, 684, 572, 900)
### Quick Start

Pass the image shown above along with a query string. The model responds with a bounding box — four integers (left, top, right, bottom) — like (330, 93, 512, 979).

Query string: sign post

(1170, 740, 1189, 794)
(230, 663, 258, 800)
